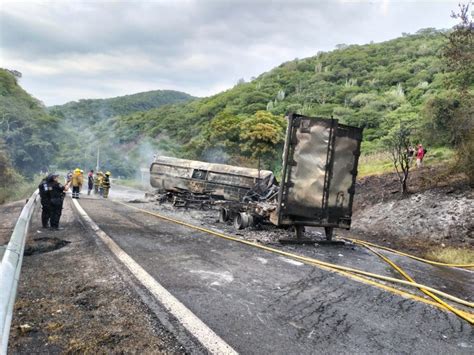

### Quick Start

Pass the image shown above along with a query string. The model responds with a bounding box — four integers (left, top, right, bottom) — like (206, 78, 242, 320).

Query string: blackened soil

(24, 237, 70, 256)
(351, 167, 473, 253)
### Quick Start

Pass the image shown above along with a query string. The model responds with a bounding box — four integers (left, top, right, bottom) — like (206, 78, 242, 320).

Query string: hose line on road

(114, 201, 474, 324)
(340, 237, 474, 269)
(359, 243, 473, 324)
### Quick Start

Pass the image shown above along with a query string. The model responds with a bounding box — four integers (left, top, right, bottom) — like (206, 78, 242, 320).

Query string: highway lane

(77, 195, 473, 354)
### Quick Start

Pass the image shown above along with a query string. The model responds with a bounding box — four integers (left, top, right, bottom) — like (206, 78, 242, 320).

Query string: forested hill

(0, 69, 60, 177)
(46, 89, 196, 176)
(48, 90, 196, 123)
(111, 28, 459, 169)
(0, 69, 196, 180)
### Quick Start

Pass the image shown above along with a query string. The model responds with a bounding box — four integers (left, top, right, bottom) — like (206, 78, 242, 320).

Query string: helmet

(105, 171, 111, 176)
(74, 168, 81, 173)
(98, 171, 103, 175)
(47, 173, 59, 182)
(80, 169, 84, 173)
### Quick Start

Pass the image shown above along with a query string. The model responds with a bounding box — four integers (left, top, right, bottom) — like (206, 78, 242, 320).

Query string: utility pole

(96, 145, 100, 171)
(257, 156, 261, 194)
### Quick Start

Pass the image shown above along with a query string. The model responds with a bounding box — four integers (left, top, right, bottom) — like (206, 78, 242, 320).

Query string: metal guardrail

(0, 190, 39, 354)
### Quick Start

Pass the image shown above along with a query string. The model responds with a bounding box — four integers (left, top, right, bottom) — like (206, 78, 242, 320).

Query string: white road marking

(189, 270, 234, 284)
(278, 257, 304, 266)
(256, 257, 268, 264)
(72, 199, 238, 355)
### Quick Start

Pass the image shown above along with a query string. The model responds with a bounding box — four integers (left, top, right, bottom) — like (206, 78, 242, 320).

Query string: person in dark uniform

(48, 173, 70, 230)
(38, 175, 51, 228)
(87, 169, 94, 195)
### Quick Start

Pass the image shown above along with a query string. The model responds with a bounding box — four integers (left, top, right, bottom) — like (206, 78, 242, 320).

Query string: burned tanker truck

(150, 114, 363, 242)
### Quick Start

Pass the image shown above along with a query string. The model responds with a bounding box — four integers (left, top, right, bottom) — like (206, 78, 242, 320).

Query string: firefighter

(102, 171, 111, 198)
(87, 169, 94, 195)
(98, 171, 104, 196)
(38, 175, 51, 228)
(48, 173, 70, 230)
(93, 171, 100, 194)
(71, 168, 83, 199)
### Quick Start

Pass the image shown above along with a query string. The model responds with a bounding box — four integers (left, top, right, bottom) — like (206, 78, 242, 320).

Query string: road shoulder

(8, 197, 184, 353)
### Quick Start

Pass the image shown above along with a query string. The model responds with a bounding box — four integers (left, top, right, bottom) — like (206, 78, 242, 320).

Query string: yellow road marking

(114, 200, 474, 323)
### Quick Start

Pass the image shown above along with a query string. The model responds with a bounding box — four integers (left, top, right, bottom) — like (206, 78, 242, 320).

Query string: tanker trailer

(150, 156, 276, 204)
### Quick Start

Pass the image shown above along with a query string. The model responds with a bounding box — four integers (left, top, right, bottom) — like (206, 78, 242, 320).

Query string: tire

(233, 213, 253, 230)
(219, 208, 230, 223)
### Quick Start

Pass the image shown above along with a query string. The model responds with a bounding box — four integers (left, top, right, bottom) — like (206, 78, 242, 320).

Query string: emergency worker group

(39, 169, 112, 229)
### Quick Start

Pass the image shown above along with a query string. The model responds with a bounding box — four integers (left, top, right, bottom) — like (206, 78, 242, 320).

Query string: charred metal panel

(326, 124, 362, 227)
(276, 114, 362, 229)
(207, 172, 255, 187)
(286, 118, 334, 214)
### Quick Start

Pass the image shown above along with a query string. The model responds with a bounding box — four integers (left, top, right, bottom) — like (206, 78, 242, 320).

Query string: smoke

(124, 135, 176, 186)
(201, 147, 230, 164)
(52, 99, 184, 184)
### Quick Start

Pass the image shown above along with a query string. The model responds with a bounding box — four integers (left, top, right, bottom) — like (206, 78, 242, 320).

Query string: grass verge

(426, 247, 474, 265)
(0, 175, 40, 204)
(358, 147, 456, 177)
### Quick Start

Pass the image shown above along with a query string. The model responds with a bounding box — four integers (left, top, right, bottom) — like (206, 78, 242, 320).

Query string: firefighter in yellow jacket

(97, 171, 104, 196)
(93, 172, 100, 194)
(102, 171, 111, 198)
(71, 168, 83, 199)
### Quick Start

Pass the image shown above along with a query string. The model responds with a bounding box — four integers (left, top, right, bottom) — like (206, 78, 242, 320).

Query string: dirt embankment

(349, 166, 473, 253)
(7, 198, 183, 354)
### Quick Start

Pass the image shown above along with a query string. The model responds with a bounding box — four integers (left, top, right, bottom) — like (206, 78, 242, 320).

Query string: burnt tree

(386, 124, 412, 195)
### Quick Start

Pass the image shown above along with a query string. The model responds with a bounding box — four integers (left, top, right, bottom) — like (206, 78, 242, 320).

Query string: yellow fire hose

(341, 237, 474, 269)
(358, 243, 473, 324)
(115, 201, 474, 324)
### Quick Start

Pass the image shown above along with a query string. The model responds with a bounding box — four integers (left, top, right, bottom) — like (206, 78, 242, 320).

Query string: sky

(0, 0, 461, 106)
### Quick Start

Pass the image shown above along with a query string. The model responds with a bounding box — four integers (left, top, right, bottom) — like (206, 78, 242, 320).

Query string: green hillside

(47, 89, 196, 176)
(48, 90, 196, 124)
(0, 69, 61, 176)
(112, 29, 467, 169)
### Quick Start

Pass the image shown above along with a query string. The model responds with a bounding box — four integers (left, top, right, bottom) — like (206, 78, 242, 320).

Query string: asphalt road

(76, 189, 473, 354)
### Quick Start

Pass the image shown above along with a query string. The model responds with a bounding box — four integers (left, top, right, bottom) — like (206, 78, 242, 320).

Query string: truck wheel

(233, 213, 253, 230)
(219, 208, 229, 223)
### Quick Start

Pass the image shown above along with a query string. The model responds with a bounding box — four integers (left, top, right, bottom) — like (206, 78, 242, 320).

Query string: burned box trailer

(150, 156, 276, 204)
(218, 114, 362, 241)
(271, 114, 362, 240)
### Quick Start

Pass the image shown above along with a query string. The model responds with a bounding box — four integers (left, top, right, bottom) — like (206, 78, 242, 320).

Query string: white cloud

(0, 0, 460, 105)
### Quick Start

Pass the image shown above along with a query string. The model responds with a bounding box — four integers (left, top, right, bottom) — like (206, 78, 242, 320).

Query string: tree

(442, 3, 474, 183)
(206, 111, 242, 156)
(422, 94, 460, 146)
(384, 123, 413, 195)
(444, 3, 473, 92)
(239, 111, 286, 170)
(0, 138, 19, 204)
